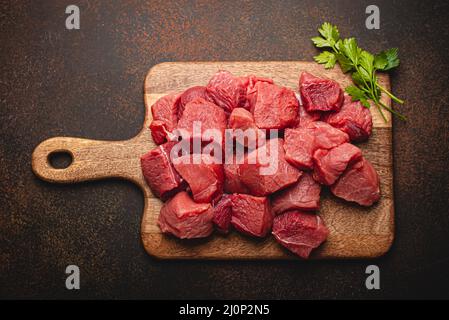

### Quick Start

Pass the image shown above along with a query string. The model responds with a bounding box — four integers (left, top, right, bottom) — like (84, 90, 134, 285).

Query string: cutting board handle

(31, 136, 147, 184)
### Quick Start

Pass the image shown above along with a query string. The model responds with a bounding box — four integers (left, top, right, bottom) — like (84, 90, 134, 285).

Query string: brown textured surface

(1, 0, 449, 298)
(31, 61, 393, 260)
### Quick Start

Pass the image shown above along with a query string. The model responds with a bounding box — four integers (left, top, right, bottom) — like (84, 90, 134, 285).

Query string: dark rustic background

(1, 0, 449, 299)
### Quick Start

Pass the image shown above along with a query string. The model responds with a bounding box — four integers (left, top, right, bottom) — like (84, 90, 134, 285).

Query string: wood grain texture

(32, 61, 394, 260)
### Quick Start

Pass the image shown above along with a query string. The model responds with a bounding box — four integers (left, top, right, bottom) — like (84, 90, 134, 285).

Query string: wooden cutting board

(32, 61, 394, 259)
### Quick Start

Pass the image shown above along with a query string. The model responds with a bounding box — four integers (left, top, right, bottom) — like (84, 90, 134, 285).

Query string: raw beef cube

(150, 93, 179, 144)
(331, 157, 380, 206)
(245, 75, 274, 109)
(250, 82, 299, 129)
(322, 95, 373, 142)
(177, 86, 211, 119)
(173, 154, 224, 203)
(240, 138, 302, 196)
(177, 97, 227, 144)
(246, 75, 274, 91)
(283, 128, 316, 169)
(284, 122, 349, 169)
(313, 143, 362, 185)
(150, 120, 173, 145)
(271, 172, 321, 215)
(229, 107, 255, 130)
(309, 121, 350, 149)
(272, 211, 329, 259)
(231, 194, 273, 237)
(140, 141, 183, 200)
(299, 72, 344, 112)
(206, 70, 248, 113)
(158, 191, 214, 239)
(223, 149, 248, 194)
(295, 96, 321, 128)
(228, 107, 266, 148)
(212, 194, 233, 234)
(223, 161, 250, 194)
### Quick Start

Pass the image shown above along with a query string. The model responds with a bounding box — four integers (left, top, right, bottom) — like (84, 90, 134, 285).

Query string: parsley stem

(361, 87, 371, 95)
(378, 100, 407, 121)
(372, 97, 387, 122)
(376, 82, 404, 104)
(352, 64, 373, 96)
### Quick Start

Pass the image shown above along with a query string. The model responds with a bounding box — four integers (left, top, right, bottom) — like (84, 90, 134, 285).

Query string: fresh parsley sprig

(311, 22, 405, 121)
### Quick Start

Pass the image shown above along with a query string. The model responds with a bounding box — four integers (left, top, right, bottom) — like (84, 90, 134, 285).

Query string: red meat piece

(158, 191, 214, 239)
(149, 120, 173, 145)
(283, 128, 315, 170)
(312, 143, 362, 185)
(272, 211, 329, 259)
(239, 138, 302, 196)
(140, 141, 183, 200)
(212, 194, 233, 234)
(295, 99, 321, 128)
(331, 157, 380, 206)
(223, 162, 251, 194)
(206, 70, 248, 113)
(250, 82, 299, 129)
(229, 107, 266, 148)
(173, 154, 224, 203)
(299, 72, 344, 112)
(177, 86, 211, 119)
(283, 121, 349, 169)
(231, 194, 273, 237)
(229, 107, 255, 130)
(150, 93, 179, 144)
(271, 172, 321, 215)
(322, 95, 373, 142)
(311, 121, 350, 149)
(246, 75, 274, 91)
(245, 75, 274, 109)
(177, 97, 227, 144)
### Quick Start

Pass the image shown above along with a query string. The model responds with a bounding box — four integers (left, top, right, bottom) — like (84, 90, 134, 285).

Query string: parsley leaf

(311, 37, 333, 48)
(340, 38, 359, 65)
(375, 48, 400, 71)
(345, 86, 371, 108)
(359, 50, 374, 76)
(336, 53, 353, 73)
(318, 22, 340, 45)
(373, 54, 388, 70)
(351, 73, 365, 87)
(314, 51, 337, 69)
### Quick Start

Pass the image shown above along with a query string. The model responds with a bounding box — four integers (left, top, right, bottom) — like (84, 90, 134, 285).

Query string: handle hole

(48, 151, 73, 169)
